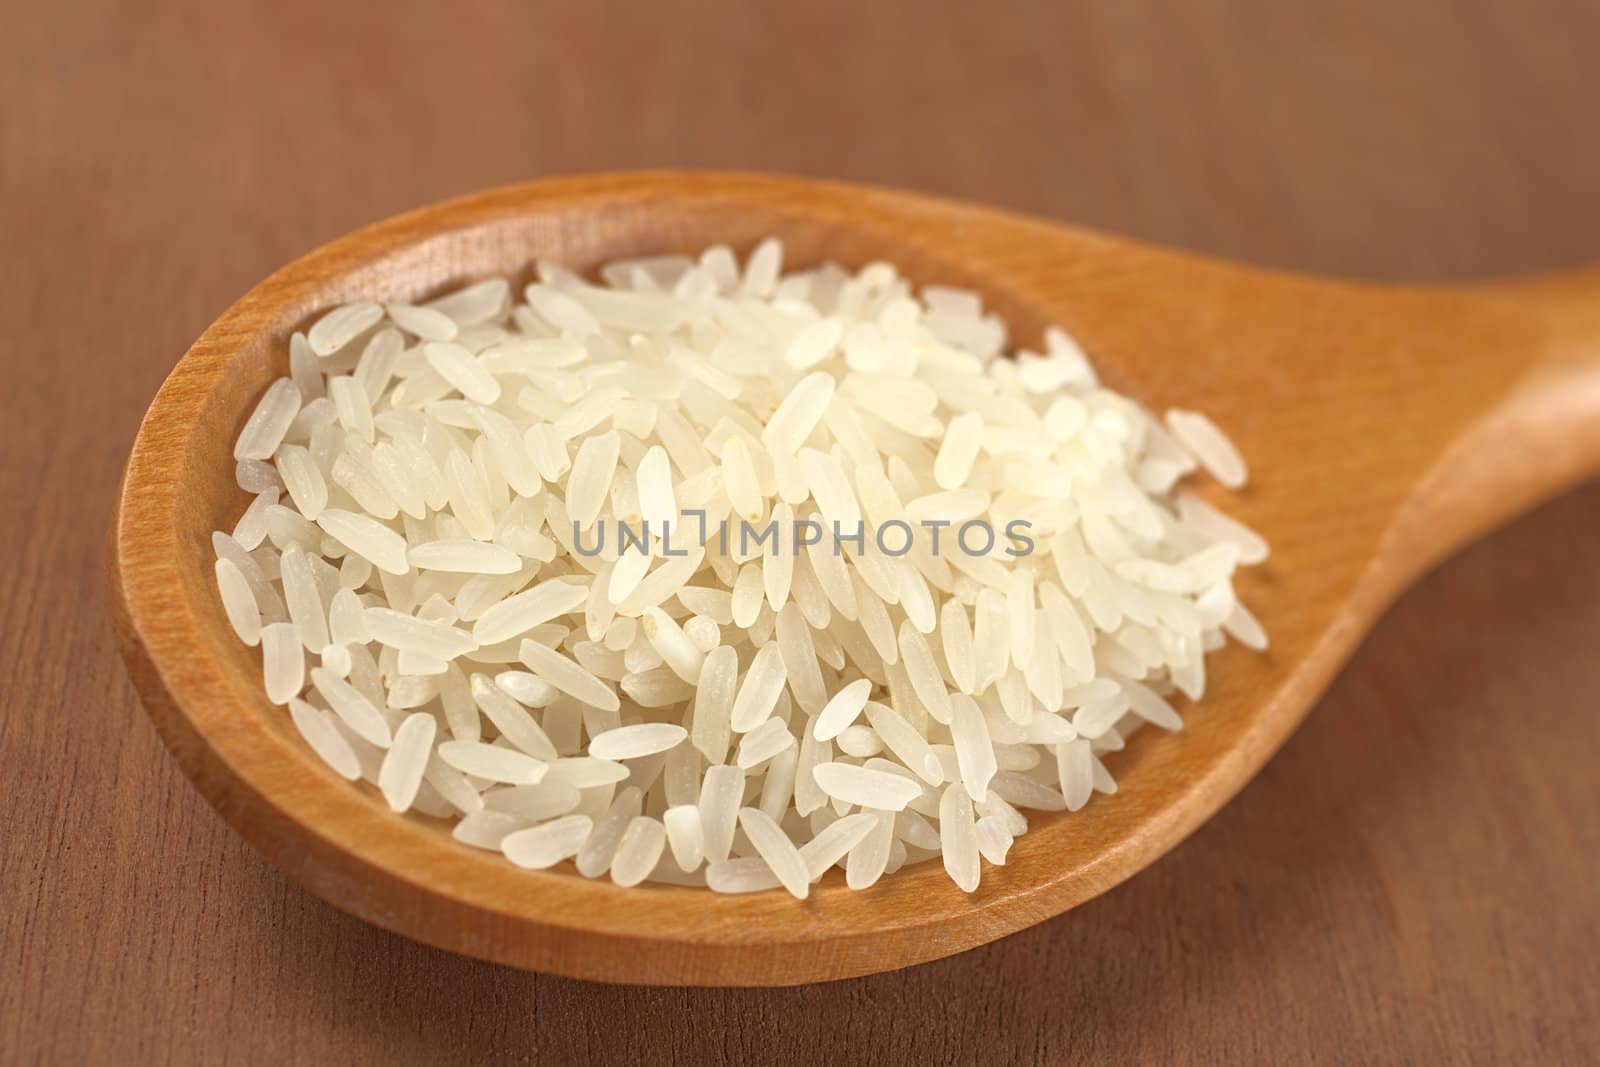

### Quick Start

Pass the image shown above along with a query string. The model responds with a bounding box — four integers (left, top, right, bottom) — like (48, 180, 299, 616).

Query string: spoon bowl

(108, 171, 1600, 985)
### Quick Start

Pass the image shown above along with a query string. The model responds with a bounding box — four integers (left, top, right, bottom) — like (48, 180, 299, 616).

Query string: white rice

(471, 579, 590, 645)
(426, 277, 510, 326)
(328, 376, 375, 444)
(233, 380, 301, 462)
(897, 620, 953, 723)
(728, 642, 787, 732)
(610, 816, 666, 887)
(738, 807, 810, 898)
(587, 722, 687, 760)
(1058, 739, 1095, 812)
(484, 781, 578, 820)
(812, 761, 924, 811)
(949, 693, 998, 802)
(566, 431, 620, 529)
(278, 543, 328, 651)
(384, 302, 459, 342)
(423, 342, 501, 404)
(354, 329, 403, 400)
(316, 509, 409, 574)
(705, 857, 781, 894)
(835, 725, 882, 758)
(470, 674, 557, 759)
(697, 764, 744, 863)
(939, 783, 980, 893)
(453, 809, 526, 851)
(974, 814, 1015, 865)
(260, 622, 303, 705)
(310, 667, 391, 747)
(1165, 409, 1248, 489)
(797, 449, 861, 530)
(731, 564, 763, 627)
(1177, 492, 1269, 565)
(502, 814, 592, 869)
(379, 713, 436, 811)
(544, 756, 628, 788)
(328, 591, 368, 647)
(813, 677, 871, 740)
(635, 446, 676, 530)
(798, 812, 877, 879)
(288, 333, 323, 401)
(691, 644, 737, 762)
(845, 811, 895, 890)
(1223, 600, 1269, 651)
(641, 607, 703, 683)
(308, 302, 383, 357)
(735, 716, 795, 768)
(683, 615, 721, 653)
(215, 240, 1265, 896)
(934, 411, 984, 490)
(574, 787, 641, 877)
(276, 445, 329, 519)
(517, 639, 620, 711)
(662, 803, 705, 871)
(215, 559, 262, 646)
(436, 740, 546, 784)
(288, 698, 361, 780)
(234, 459, 283, 495)
(863, 701, 943, 785)
(762, 372, 835, 457)
(363, 607, 476, 659)
(409, 538, 521, 574)
(494, 670, 557, 707)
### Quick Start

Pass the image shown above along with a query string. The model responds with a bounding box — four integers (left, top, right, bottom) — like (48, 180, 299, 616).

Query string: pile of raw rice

(213, 240, 1266, 897)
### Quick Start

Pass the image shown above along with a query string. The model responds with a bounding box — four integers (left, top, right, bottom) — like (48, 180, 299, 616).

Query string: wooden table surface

(5, 1, 1599, 1062)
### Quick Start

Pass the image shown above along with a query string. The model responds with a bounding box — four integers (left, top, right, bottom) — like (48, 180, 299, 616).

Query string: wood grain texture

(5, 0, 1600, 1060)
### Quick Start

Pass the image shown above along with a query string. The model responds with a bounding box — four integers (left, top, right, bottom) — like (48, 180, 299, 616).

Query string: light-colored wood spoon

(108, 171, 1600, 987)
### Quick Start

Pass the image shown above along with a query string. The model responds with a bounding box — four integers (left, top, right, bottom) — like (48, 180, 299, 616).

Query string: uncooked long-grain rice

(214, 239, 1267, 897)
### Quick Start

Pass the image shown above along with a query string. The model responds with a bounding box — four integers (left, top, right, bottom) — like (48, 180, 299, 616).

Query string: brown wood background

(5, 1, 1599, 1062)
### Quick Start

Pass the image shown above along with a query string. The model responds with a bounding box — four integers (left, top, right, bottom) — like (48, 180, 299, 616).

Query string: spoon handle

(1380, 270, 1600, 594)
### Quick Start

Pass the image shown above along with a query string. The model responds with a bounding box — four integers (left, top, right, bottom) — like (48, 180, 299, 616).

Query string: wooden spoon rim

(109, 171, 1305, 986)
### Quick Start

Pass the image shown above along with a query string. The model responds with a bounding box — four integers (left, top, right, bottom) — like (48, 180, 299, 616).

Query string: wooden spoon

(108, 171, 1600, 986)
